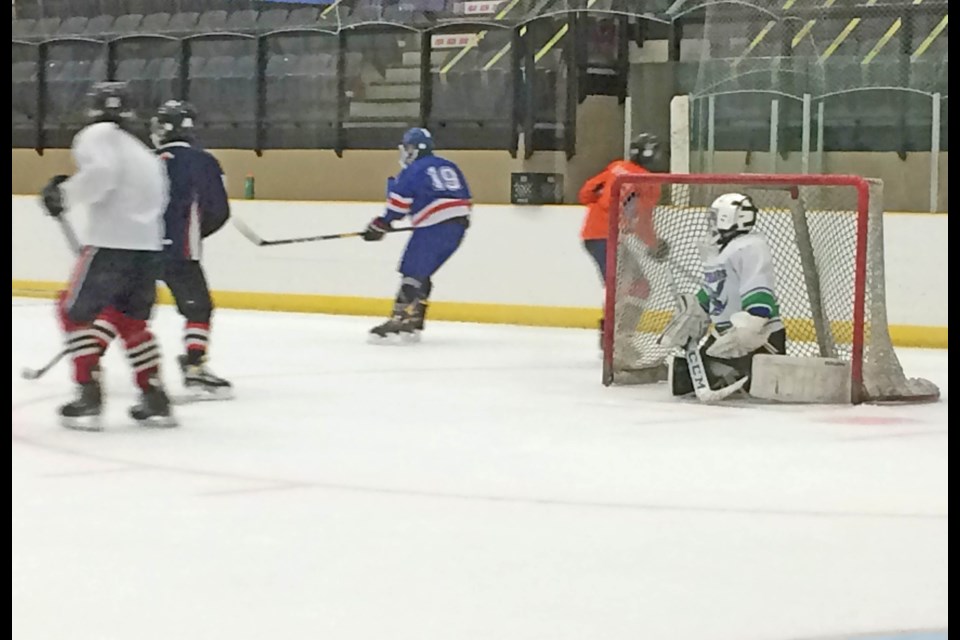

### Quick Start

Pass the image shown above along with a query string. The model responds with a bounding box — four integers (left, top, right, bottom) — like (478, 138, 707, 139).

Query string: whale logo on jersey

(703, 268, 728, 315)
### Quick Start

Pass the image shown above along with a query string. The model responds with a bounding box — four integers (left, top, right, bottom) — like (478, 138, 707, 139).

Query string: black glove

(362, 218, 392, 242)
(41, 175, 69, 218)
(647, 237, 670, 262)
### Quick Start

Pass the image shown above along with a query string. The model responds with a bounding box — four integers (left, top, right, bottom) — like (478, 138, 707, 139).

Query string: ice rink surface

(11, 298, 948, 640)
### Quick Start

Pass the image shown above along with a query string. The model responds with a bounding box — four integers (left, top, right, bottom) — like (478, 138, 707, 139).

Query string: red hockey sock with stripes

(183, 321, 210, 365)
(114, 315, 161, 391)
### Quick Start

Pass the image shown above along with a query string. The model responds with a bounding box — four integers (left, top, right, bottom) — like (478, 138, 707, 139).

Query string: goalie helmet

(628, 132, 660, 168)
(150, 100, 197, 148)
(84, 81, 135, 126)
(708, 192, 759, 243)
(399, 127, 434, 168)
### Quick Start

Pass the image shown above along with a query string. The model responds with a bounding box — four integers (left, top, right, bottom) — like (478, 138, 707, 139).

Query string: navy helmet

(399, 127, 435, 167)
(150, 99, 198, 148)
(84, 81, 135, 126)
(628, 132, 661, 168)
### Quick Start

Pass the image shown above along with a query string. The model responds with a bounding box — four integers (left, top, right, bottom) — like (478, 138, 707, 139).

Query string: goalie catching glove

(40, 174, 69, 218)
(362, 217, 392, 242)
(658, 293, 710, 349)
(705, 311, 777, 359)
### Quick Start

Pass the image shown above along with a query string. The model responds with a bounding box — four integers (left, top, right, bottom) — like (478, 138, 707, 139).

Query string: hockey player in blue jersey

(362, 127, 472, 342)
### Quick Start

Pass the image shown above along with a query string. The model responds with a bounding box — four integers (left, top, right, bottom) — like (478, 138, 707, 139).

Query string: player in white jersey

(40, 82, 177, 430)
(658, 193, 787, 398)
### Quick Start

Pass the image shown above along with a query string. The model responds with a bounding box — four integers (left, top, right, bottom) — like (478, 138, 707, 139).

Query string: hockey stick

(21, 215, 82, 381)
(56, 214, 81, 253)
(232, 217, 414, 247)
(20, 349, 69, 380)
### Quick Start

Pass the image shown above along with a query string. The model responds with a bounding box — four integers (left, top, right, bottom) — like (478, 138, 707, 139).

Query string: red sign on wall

(463, 1, 503, 15)
(431, 33, 480, 48)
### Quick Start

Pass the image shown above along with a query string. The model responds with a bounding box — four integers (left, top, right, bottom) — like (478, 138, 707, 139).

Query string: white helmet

(708, 192, 758, 242)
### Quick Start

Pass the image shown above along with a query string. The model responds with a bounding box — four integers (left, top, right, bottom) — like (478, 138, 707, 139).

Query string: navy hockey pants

(399, 217, 469, 279)
(583, 239, 607, 283)
(162, 259, 214, 324)
(62, 248, 161, 323)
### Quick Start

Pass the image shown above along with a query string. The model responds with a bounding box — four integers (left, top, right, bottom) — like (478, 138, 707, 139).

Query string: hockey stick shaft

(57, 215, 81, 253)
(232, 217, 413, 247)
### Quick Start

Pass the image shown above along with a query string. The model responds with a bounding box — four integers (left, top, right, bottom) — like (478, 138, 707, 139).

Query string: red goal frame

(601, 173, 872, 403)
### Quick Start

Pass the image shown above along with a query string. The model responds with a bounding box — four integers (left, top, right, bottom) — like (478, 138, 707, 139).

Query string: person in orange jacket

(578, 132, 669, 356)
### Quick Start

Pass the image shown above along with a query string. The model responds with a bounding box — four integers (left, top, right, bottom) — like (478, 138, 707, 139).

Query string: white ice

(11, 298, 948, 640)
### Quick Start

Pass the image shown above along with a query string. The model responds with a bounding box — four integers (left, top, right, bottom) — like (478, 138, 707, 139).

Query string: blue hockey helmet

(399, 127, 435, 167)
(84, 81, 135, 126)
(150, 99, 198, 148)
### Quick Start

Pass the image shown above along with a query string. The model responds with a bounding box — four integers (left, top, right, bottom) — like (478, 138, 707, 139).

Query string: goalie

(658, 193, 787, 400)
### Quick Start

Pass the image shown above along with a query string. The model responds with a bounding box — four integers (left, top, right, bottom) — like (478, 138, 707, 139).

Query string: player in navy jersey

(92, 100, 232, 400)
(362, 127, 471, 342)
(150, 100, 233, 398)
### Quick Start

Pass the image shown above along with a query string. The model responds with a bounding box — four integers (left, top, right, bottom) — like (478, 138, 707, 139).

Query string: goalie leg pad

(706, 312, 778, 359)
(669, 355, 694, 397)
(708, 327, 787, 393)
(668, 344, 752, 398)
(750, 354, 852, 404)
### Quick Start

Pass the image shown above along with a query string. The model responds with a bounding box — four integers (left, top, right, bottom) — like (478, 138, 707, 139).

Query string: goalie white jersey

(695, 231, 785, 334)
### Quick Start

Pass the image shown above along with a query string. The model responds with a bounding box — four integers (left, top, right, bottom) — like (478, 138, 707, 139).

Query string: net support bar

(930, 93, 941, 213)
(670, 94, 690, 203)
(623, 95, 632, 160)
(816, 101, 825, 173)
(801, 93, 811, 174)
(707, 95, 715, 173)
(769, 99, 779, 173)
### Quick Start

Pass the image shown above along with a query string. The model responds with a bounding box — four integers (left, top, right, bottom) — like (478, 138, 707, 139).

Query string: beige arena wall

(11, 148, 947, 214)
(11, 95, 626, 205)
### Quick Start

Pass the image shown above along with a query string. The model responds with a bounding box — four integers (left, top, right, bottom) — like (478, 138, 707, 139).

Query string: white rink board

(10, 195, 947, 328)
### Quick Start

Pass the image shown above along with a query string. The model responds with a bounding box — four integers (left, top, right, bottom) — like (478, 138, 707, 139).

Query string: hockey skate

(368, 312, 419, 344)
(412, 301, 428, 333)
(129, 381, 178, 428)
(404, 301, 428, 342)
(59, 380, 103, 431)
(178, 354, 234, 401)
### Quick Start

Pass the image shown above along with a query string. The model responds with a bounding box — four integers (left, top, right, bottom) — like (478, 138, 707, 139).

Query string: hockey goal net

(601, 173, 939, 404)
